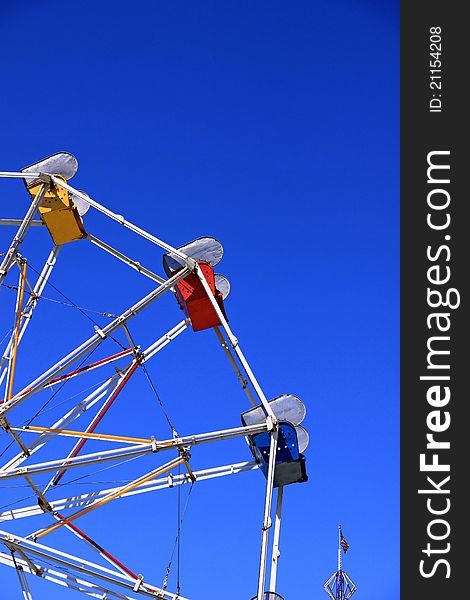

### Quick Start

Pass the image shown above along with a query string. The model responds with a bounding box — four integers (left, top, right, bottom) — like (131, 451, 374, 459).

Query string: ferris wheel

(0, 153, 309, 600)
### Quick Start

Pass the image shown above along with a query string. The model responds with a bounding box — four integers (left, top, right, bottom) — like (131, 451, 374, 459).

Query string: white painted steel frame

(0, 167, 299, 599)
(269, 485, 284, 593)
(256, 430, 279, 600)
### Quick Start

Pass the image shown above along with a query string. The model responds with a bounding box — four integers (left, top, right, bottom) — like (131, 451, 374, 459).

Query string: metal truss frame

(0, 166, 289, 599)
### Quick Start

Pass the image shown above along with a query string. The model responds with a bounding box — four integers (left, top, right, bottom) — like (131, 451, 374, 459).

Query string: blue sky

(0, 2, 399, 599)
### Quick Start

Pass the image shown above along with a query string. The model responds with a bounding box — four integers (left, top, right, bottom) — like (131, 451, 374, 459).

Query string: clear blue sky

(0, 2, 399, 599)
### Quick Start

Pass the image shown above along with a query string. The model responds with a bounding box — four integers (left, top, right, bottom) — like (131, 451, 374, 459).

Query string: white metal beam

(213, 326, 257, 407)
(87, 235, 166, 285)
(256, 430, 278, 600)
(269, 485, 284, 593)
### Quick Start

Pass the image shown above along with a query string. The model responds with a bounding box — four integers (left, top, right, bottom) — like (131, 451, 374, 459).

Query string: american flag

(340, 531, 350, 554)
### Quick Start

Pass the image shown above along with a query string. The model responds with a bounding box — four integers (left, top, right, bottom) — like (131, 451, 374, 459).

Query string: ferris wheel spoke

(87, 234, 166, 285)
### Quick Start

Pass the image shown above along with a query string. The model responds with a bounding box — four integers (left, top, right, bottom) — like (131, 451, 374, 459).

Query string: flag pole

(338, 524, 342, 572)
(323, 525, 357, 600)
